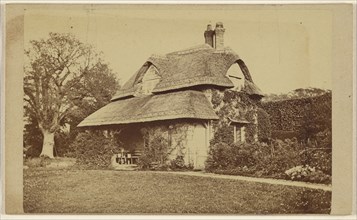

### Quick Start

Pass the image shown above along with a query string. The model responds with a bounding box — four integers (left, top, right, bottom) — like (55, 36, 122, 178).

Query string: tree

(263, 88, 331, 102)
(24, 33, 119, 158)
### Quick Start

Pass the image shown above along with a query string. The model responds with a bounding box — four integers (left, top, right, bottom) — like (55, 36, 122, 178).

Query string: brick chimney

(204, 24, 214, 47)
(214, 22, 225, 50)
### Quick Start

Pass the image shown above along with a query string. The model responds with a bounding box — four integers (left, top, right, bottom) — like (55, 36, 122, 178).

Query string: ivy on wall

(138, 122, 191, 169)
(210, 89, 267, 145)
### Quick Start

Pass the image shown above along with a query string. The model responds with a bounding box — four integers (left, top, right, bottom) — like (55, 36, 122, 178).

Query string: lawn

(24, 168, 331, 214)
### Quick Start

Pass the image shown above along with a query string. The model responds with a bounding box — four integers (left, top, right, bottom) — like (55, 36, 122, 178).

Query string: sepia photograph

(2, 2, 355, 217)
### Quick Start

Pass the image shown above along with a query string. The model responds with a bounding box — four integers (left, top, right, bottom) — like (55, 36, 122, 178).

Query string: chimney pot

(214, 21, 225, 50)
(204, 23, 215, 48)
(216, 22, 224, 28)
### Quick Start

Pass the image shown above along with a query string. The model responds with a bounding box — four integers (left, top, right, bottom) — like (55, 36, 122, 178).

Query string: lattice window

(233, 125, 246, 143)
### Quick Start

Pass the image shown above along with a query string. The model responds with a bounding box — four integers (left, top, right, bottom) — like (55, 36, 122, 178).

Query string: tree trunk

(40, 129, 55, 158)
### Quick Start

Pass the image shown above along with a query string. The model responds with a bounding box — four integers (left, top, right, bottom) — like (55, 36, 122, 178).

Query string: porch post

(233, 125, 237, 143)
(241, 126, 246, 143)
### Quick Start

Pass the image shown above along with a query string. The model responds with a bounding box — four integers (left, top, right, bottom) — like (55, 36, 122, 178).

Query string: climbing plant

(138, 122, 190, 170)
(210, 89, 261, 145)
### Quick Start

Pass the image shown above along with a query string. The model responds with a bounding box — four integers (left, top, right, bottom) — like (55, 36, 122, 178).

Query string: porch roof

(78, 90, 219, 127)
(228, 117, 251, 125)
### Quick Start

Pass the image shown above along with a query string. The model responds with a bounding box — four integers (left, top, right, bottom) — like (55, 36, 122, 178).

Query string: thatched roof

(242, 79, 264, 97)
(78, 90, 219, 127)
(228, 117, 250, 125)
(112, 44, 263, 100)
(112, 44, 247, 100)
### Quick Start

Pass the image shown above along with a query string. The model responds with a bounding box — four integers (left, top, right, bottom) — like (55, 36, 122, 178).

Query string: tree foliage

(262, 87, 331, 102)
(24, 32, 119, 157)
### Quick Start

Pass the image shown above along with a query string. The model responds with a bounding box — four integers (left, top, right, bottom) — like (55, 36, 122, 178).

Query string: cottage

(78, 22, 263, 169)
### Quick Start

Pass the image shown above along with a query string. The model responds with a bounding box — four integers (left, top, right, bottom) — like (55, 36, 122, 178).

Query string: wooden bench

(116, 150, 142, 165)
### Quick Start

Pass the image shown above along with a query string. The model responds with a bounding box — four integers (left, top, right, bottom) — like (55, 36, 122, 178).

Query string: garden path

(162, 171, 332, 191)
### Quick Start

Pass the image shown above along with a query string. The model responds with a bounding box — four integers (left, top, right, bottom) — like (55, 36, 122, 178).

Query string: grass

(24, 168, 331, 214)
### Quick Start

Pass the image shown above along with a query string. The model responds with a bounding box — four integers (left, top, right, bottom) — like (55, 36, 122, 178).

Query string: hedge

(67, 131, 120, 168)
(205, 139, 332, 184)
(262, 92, 331, 145)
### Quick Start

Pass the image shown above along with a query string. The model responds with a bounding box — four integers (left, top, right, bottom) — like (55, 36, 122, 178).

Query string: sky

(24, 4, 332, 94)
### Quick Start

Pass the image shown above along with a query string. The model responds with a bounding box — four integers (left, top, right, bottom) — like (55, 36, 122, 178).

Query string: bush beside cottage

(205, 139, 331, 184)
(205, 90, 332, 184)
(66, 131, 119, 169)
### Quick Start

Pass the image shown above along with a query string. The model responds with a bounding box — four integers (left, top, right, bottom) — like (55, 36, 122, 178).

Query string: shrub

(23, 117, 43, 158)
(307, 150, 332, 175)
(137, 128, 171, 170)
(285, 165, 331, 184)
(260, 139, 304, 176)
(205, 142, 232, 171)
(206, 142, 260, 174)
(24, 145, 42, 159)
(54, 130, 72, 157)
(306, 170, 331, 184)
(170, 156, 185, 169)
(67, 131, 119, 168)
(170, 156, 193, 170)
(315, 129, 332, 149)
(24, 156, 52, 168)
(271, 130, 300, 141)
(205, 139, 332, 184)
(230, 142, 257, 168)
(210, 123, 234, 146)
(285, 165, 315, 180)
